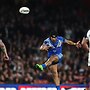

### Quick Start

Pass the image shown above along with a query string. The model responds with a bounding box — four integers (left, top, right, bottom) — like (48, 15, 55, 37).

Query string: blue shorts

(56, 53, 63, 63)
(48, 53, 63, 63)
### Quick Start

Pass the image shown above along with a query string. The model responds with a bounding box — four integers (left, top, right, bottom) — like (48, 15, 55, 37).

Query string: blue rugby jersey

(43, 36, 65, 58)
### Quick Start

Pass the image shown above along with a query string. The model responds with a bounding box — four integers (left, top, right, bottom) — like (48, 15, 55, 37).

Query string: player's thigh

(50, 55, 59, 61)
(45, 55, 58, 63)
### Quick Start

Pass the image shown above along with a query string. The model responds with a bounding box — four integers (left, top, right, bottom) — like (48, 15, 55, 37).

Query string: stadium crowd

(0, 0, 90, 85)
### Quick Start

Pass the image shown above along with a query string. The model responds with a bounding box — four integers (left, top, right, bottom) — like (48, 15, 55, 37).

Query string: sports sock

(56, 86, 60, 90)
(42, 64, 47, 68)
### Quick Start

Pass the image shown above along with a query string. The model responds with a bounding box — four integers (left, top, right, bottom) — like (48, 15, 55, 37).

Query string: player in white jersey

(81, 30, 90, 66)
(81, 30, 90, 90)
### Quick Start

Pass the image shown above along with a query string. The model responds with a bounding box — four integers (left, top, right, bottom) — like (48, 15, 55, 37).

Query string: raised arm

(0, 39, 9, 60)
(65, 39, 81, 48)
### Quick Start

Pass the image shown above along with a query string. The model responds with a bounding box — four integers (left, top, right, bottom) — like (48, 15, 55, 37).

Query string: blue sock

(42, 64, 47, 68)
(56, 86, 60, 90)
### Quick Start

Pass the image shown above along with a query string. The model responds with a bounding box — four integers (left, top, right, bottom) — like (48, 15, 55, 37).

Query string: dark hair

(50, 30, 58, 37)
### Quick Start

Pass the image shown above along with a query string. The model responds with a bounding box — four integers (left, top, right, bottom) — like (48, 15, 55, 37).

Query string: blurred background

(0, 0, 90, 84)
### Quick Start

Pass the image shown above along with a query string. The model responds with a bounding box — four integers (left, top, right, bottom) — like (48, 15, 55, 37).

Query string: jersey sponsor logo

(0, 88, 16, 90)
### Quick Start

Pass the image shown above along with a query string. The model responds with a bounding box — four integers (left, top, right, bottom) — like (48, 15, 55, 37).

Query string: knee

(51, 56, 59, 64)
(51, 56, 58, 61)
(54, 56, 58, 60)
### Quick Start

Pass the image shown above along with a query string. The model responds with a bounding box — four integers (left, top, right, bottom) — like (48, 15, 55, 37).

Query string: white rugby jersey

(87, 30, 90, 66)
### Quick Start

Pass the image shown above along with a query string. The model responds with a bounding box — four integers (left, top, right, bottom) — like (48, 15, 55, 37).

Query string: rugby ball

(19, 7, 30, 14)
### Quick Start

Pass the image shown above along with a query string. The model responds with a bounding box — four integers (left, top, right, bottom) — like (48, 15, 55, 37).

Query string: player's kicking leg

(35, 55, 60, 90)
(35, 55, 59, 71)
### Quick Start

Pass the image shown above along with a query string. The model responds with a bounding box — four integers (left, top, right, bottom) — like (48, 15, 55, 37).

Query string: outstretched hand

(76, 41, 81, 48)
